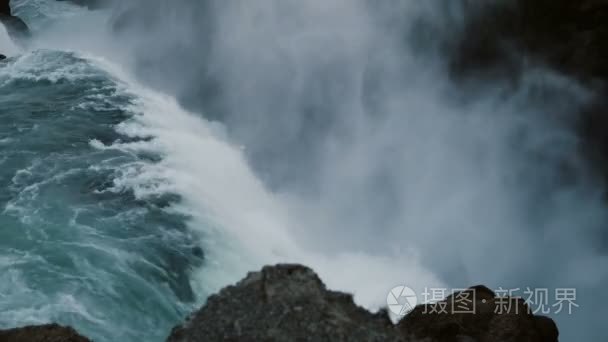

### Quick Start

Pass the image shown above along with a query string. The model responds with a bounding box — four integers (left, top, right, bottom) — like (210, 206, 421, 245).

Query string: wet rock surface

(0, 265, 559, 341)
(167, 264, 558, 342)
(167, 264, 401, 342)
(0, 324, 91, 342)
(398, 285, 559, 342)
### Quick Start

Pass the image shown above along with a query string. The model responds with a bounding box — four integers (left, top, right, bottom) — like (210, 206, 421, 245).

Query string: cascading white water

(1, 0, 607, 340)
(85, 53, 446, 311)
(103, 1, 608, 340)
(0, 23, 20, 56)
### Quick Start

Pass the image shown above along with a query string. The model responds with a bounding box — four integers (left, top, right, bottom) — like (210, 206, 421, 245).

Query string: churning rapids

(1, 0, 607, 341)
(0, 38, 205, 342)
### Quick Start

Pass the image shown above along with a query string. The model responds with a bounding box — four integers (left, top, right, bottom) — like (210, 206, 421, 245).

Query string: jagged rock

(167, 264, 402, 342)
(0, 324, 91, 342)
(0, 265, 559, 342)
(399, 286, 558, 342)
(167, 264, 558, 342)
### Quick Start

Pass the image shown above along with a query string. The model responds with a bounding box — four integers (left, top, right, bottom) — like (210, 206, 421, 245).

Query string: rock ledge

(167, 264, 558, 342)
(0, 264, 560, 341)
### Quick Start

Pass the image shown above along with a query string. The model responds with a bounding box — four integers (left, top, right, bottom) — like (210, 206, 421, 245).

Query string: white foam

(85, 57, 444, 310)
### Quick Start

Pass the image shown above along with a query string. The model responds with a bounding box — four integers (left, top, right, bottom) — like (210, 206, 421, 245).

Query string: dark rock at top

(450, 0, 608, 83)
(0, 0, 30, 39)
(0, 324, 91, 342)
(448, 0, 608, 192)
(0, 0, 10, 16)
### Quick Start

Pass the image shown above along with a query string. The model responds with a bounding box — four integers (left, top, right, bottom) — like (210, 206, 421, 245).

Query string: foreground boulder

(167, 264, 558, 342)
(399, 286, 558, 342)
(168, 264, 401, 341)
(0, 324, 90, 342)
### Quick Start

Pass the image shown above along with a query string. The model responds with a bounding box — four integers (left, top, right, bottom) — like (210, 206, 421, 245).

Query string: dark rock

(0, 54, 6, 60)
(534, 315, 560, 341)
(167, 264, 402, 342)
(167, 264, 558, 342)
(447, 0, 608, 193)
(399, 286, 558, 342)
(0, 0, 30, 39)
(447, 0, 608, 82)
(0, 0, 9, 16)
(0, 324, 91, 342)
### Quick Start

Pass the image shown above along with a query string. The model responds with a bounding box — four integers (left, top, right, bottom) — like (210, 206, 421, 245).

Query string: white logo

(387, 286, 417, 316)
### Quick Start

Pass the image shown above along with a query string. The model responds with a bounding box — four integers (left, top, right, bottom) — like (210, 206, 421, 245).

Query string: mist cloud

(85, 1, 608, 339)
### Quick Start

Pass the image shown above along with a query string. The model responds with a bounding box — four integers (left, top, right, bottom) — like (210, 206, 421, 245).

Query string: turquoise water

(0, 49, 202, 341)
